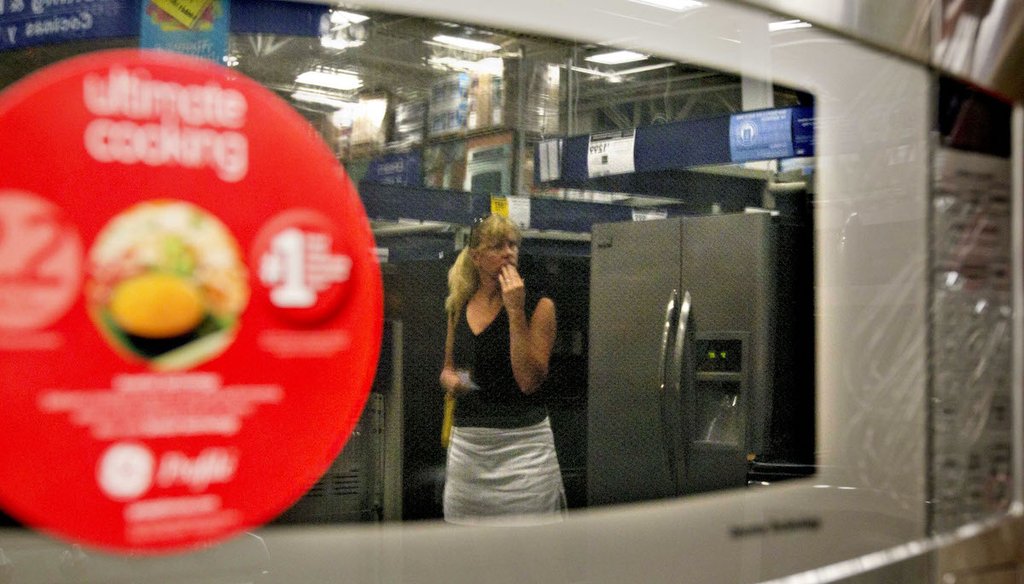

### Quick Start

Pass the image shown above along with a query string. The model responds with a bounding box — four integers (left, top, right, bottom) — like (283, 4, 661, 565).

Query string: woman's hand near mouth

(498, 264, 525, 314)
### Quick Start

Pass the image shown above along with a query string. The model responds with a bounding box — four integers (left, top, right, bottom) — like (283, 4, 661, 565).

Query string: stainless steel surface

(681, 214, 777, 457)
(1014, 105, 1024, 514)
(665, 289, 691, 495)
(734, 0, 934, 62)
(7, 514, 1024, 583)
(380, 320, 404, 521)
(1, 0, 997, 580)
(0, 532, 271, 584)
(587, 218, 681, 505)
(273, 393, 385, 523)
(587, 213, 794, 504)
(930, 147, 1014, 533)
(657, 289, 679, 396)
(736, 0, 1024, 101)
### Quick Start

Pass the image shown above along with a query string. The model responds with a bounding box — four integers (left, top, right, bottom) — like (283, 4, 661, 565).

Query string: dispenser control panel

(696, 338, 743, 373)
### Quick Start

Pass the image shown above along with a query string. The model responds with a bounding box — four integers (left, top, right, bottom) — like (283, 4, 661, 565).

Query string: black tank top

(451, 293, 548, 428)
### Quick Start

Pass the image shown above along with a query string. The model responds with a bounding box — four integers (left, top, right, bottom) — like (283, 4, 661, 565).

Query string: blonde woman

(439, 214, 566, 524)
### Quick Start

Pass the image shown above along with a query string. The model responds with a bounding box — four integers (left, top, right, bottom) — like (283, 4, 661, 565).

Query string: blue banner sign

(365, 151, 422, 187)
(792, 106, 815, 157)
(729, 108, 795, 163)
(0, 1, 138, 51)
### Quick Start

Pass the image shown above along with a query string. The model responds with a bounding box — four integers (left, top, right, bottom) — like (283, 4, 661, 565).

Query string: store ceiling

(226, 10, 777, 131)
(0, 10, 804, 134)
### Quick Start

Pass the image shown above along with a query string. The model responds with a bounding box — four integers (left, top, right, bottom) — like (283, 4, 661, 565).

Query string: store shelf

(425, 126, 516, 146)
(537, 105, 814, 187)
(357, 182, 686, 233)
(359, 183, 486, 225)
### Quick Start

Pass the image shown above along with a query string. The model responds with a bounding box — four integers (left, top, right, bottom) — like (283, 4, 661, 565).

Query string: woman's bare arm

(507, 293, 557, 395)
(439, 314, 464, 395)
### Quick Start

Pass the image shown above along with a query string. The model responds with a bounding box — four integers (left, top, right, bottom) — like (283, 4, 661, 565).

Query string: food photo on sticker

(84, 199, 251, 371)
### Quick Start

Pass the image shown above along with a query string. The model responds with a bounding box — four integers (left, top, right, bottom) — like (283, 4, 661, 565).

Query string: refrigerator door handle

(672, 290, 693, 372)
(662, 290, 692, 494)
(658, 289, 679, 393)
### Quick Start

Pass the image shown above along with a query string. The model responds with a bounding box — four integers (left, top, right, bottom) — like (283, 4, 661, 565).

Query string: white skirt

(443, 417, 567, 526)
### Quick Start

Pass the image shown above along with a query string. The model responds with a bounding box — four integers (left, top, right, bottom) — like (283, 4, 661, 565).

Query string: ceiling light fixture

(615, 62, 675, 76)
(568, 66, 622, 83)
(321, 10, 368, 51)
(329, 9, 369, 24)
(295, 69, 362, 91)
(585, 50, 649, 65)
(321, 38, 365, 51)
(432, 34, 501, 52)
(428, 56, 504, 75)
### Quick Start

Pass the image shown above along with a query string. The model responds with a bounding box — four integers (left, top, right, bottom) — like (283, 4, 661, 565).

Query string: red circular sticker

(0, 49, 382, 554)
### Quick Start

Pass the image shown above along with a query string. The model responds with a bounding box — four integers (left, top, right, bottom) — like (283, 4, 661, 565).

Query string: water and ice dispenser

(689, 333, 749, 493)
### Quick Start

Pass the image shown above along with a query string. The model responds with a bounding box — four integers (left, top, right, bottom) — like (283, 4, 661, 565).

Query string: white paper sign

(537, 139, 562, 183)
(631, 208, 668, 221)
(506, 196, 531, 229)
(587, 129, 635, 178)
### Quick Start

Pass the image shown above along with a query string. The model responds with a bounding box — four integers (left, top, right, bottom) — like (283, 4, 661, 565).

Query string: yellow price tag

(150, 0, 213, 29)
(489, 196, 509, 218)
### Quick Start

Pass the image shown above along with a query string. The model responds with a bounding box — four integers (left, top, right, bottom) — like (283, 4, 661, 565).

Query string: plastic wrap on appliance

(930, 147, 1013, 532)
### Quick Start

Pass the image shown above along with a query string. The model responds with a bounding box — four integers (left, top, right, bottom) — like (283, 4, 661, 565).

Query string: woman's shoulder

(527, 288, 554, 316)
(527, 286, 550, 303)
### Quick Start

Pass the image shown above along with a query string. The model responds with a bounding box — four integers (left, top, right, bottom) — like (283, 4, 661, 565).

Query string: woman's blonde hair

(445, 214, 522, 319)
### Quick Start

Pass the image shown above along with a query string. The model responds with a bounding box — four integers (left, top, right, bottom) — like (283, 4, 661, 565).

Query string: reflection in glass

(0, 4, 817, 527)
(226, 7, 818, 522)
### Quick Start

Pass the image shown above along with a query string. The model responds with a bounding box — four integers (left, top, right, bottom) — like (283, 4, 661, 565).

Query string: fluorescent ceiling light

(585, 50, 649, 65)
(615, 62, 675, 76)
(568, 61, 672, 83)
(432, 34, 501, 52)
(322, 10, 367, 51)
(769, 19, 812, 32)
(628, 0, 704, 11)
(321, 38, 365, 50)
(329, 9, 369, 24)
(295, 69, 362, 91)
(428, 56, 504, 75)
(569, 66, 622, 83)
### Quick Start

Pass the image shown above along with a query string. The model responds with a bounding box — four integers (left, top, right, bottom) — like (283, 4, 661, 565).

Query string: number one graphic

(264, 228, 315, 308)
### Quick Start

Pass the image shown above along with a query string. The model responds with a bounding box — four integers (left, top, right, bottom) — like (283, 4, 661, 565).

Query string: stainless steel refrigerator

(587, 212, 814, 506)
